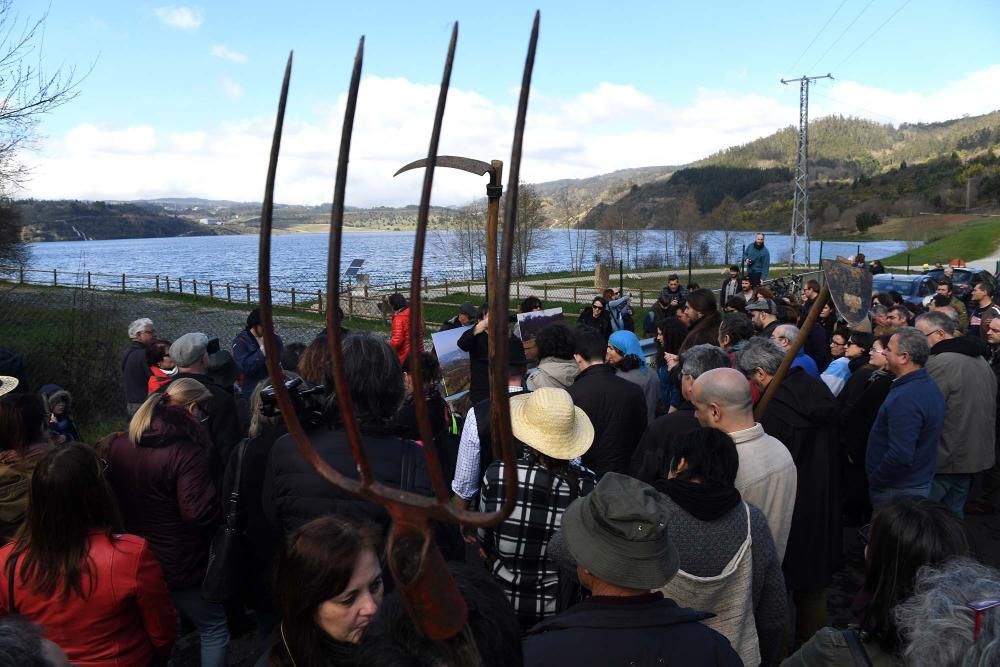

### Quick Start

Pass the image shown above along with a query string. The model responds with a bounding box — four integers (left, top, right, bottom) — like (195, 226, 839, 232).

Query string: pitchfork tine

(326, 37, 374, 485)
(258, 54, 349, 488)
(408, 23, 458, 505)
(489, 10, 540, 520)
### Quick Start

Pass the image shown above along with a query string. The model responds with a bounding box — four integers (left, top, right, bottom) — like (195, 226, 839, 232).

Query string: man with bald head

(692, 367, 797, 560)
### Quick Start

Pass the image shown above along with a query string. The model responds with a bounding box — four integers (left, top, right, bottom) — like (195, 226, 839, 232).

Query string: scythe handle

(754, 283, 831, 420)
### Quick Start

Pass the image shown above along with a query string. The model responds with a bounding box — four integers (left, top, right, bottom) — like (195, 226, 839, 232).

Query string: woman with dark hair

(656, 316, 688, 412)
(0, 443, 177, 665)
(680, 289, 722, 352)
(783, 496, 969, 665)
(577, 296, 612, 341)
(527, 324, 578, 391)
(656, 428, 786, 667)
(105, 378, 228, 666)
(387, 292, 423, 365)
(146, 339, 176, 394)
(520, 295, 543, 313)
(263, 516, 383, 666)
(0, 393, 52, 540)
(479, 388, 597, 630)
(840, 334, 895, 526)
(606, 330, 659, 421)
(263, 333, 440, 544)
(394, 351, 449, 441)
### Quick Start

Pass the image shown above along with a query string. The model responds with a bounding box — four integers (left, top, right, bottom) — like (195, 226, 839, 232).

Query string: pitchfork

(255, 13, 540, 649)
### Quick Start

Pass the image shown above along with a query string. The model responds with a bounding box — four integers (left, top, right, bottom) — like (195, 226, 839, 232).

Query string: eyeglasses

(871, 348, 885, 355)
(830, 340, 846, 347)
(592, 305, 603, 310)
(967, 599, 1000, 641)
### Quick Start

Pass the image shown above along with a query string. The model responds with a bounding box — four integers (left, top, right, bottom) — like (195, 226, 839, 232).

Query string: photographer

(743, 234, 770, 287)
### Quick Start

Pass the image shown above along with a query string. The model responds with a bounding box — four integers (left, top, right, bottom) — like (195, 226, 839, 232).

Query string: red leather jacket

(389, 306, 424, 364)
(0, 532, 177, 666)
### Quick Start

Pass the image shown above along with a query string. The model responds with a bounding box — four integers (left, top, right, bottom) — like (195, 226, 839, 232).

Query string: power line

(787, 0, 848, 74)
(807, 0, 876, 73)
(835, 0, 913, 70)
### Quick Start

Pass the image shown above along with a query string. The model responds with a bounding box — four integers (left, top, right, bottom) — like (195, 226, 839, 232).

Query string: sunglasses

(592, 305, 604, 310)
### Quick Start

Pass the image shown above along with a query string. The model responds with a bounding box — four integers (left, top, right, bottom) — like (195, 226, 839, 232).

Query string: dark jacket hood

(931, 335, 988, 359)
(139, 405, 211, 450)
(526, 595, 712, 635)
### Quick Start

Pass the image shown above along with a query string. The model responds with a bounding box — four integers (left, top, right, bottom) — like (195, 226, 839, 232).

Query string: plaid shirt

(478, 452, 597, 628)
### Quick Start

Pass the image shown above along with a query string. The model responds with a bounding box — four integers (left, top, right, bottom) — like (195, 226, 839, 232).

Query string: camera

(260, 376, 326, 427)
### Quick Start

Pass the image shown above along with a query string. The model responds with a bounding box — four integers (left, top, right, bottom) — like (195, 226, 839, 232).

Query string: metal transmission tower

(781, 73, 832, 268)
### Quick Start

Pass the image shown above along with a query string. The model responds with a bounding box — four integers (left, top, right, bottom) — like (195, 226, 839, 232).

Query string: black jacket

(261, 424, 462, 560)
(165, 372, 243, 484)
(567, 364, 648, 477)
(122, 341, 152, 404)
(629, 401, 700, 483)
(523, 593, 741, 667)
(759, 367, 840, 590)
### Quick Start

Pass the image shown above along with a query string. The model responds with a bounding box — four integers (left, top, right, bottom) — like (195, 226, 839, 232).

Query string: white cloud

(153, 6, 203, 30)
(20, 65, 1000, 207)
(211, 45, 247, 63)
(220, 78, 244, 100)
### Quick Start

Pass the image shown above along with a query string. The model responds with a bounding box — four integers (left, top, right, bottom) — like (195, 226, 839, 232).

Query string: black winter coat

(165, 372, 243, 484)
(759, 367, 840, 591)
(121, 341, 151, 404)
(523, 593, 742, 667)
(262, 424, 468, 553)
(568, 364, 648, 477)
(106, 406, 220, 589)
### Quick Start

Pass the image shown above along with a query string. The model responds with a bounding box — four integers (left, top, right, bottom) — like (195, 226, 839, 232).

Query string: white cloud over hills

(21, 65, 1000, 207)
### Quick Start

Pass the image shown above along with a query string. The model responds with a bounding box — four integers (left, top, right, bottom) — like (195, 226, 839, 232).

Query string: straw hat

(0, 376, 19, 397)
(509, 387, 594, 460)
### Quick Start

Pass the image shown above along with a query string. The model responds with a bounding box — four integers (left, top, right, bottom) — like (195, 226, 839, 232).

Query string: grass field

(880, 219, 1000, 265)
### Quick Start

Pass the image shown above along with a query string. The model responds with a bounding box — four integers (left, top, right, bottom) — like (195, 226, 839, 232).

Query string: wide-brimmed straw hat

(561, 472, 679, 590)
(509, 387, 594, 461)
(0, 375, 18, 397)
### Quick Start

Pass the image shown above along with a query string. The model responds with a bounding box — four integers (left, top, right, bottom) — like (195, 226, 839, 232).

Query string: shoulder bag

(202, 437, 249, 602)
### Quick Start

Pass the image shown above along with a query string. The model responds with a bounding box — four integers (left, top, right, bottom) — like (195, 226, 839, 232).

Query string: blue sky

(14, 0, 1000, 205)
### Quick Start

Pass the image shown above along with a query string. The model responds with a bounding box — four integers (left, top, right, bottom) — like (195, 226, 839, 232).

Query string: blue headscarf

(608, 330, 647, 373)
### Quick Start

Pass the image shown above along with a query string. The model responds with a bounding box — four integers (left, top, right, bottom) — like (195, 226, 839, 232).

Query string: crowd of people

(1, 246, 1000, 666)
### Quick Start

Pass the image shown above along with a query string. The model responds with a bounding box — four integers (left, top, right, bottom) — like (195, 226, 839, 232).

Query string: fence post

(364, 283, 368, 298)
(53, 269, 57, 286)
(19, 266, 24, 284)
(348, 291, 354, 317)
(209, 280, 214, 299)
(818, 241, 824, 265)
(155, 275, 160, 292)
(87, 272, 92, 290)
(906, 254, 911, 274)
(179, 278, 183, 294)
(639, 288, 645, 308)
(444, 278, 449, 296)
(573, 285, 577, 302)
(423, 277, 429, 298)
(687, 251, 693, 286)
(246, 284, 251, 304)
(517, 282, 521, 299)
(166, 276, 170, 293)
(544, 284, 548, 301)
(619, 260, 624, 292)
(317, 290, 323, 315)
(121, 273, 126, 292)
(226, 283, 231, 302)
(193, 279, 198, 296)
(291, 287, 296, 310)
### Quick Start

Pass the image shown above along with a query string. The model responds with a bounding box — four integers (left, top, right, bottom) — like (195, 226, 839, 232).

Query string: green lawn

(880, 220, 1000, 265)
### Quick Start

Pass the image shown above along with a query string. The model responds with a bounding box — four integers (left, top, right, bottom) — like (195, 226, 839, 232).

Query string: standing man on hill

(122, 318, 156, 417)
(743, 234, 770, 287)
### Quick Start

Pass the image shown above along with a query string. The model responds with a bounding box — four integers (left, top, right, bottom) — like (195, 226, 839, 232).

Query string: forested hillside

(15, 200, 225, 241)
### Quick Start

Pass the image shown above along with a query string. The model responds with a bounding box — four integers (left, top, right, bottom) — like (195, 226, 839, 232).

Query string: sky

(10, 0, 1000, 207)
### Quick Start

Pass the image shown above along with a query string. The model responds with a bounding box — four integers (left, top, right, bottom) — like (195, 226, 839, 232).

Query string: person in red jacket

(388, 292, 424, 365)
(106, 378, 228, 667)
(0, 442, 177, 666)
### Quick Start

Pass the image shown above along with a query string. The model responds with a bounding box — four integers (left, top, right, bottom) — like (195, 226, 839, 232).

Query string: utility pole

(781, 73, 832, 268)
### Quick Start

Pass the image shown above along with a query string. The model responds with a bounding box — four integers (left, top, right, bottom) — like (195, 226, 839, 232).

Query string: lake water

(20, 229, 913, 288)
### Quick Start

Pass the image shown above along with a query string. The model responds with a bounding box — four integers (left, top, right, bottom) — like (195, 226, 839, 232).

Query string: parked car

(925, 267, 998, 299)
(872, 274, 938, 306)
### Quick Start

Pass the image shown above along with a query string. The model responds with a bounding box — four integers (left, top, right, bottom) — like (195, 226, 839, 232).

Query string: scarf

(654, 478, 741, 522)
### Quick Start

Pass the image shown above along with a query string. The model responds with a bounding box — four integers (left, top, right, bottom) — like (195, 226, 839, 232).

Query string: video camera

(259, 376, 326, 427)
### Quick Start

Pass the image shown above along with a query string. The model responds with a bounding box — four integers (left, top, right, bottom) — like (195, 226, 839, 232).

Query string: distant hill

(571, 111, 1000, 233)
(15, 200, 228, 242)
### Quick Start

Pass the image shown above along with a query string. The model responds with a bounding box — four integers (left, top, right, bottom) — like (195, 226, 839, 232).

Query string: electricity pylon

(781, 73, 832, 268)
